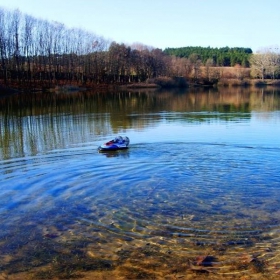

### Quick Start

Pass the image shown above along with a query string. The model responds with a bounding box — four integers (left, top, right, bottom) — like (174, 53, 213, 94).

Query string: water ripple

(1, 142, 280, 277)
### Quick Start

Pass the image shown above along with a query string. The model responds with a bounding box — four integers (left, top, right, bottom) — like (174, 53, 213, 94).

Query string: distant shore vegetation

(0, 6, 280, 93)
(164, 46, 252, 67)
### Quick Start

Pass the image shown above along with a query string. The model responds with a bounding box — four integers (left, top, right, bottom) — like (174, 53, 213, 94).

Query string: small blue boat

(98, 136, 130, 151)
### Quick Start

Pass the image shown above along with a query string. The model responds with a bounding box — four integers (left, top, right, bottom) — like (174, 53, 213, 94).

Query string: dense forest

(164, 46, 252, 67)
(0, 6, 280, 91)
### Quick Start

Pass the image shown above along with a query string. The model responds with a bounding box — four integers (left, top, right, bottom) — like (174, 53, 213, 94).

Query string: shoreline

(1, 79, 280, 96)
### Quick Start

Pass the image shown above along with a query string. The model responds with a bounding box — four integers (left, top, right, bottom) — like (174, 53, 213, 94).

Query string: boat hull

(98, 146, 129, 151)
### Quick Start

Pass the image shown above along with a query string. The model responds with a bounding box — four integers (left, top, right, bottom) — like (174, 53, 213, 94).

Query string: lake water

(0, 87, 280, 279)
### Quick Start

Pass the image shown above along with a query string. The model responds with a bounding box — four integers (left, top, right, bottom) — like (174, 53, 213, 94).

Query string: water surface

(0, 87, 280, 279)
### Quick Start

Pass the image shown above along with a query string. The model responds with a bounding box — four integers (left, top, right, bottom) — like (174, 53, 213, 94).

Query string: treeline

(1, 6, 279, 90)
(0, 7, 169, 88)
(164, 46, 252, 67)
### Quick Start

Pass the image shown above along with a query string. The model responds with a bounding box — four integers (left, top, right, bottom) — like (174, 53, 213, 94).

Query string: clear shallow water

(0, 88, 280, 279)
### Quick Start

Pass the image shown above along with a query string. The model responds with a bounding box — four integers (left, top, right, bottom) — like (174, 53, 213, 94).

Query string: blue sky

(1, 0, 279, 52)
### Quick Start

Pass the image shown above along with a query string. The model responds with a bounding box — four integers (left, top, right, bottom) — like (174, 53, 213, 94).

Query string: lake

(0, 86, 280, 279)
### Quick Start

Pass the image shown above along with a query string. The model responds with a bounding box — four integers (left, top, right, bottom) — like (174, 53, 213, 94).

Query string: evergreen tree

(164, 46, 252, 67)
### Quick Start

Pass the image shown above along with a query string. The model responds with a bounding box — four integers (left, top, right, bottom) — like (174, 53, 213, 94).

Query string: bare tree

(10, 9, 22, 81)
(250, 53, 268, 80)
(266, 49, 280, 79)
(205, 58, 214, 81)
(0, 7, 8, 83)
(250, 48, 280, 80)
(22, 14, 36, 83)
(189, 53, 202, 81)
